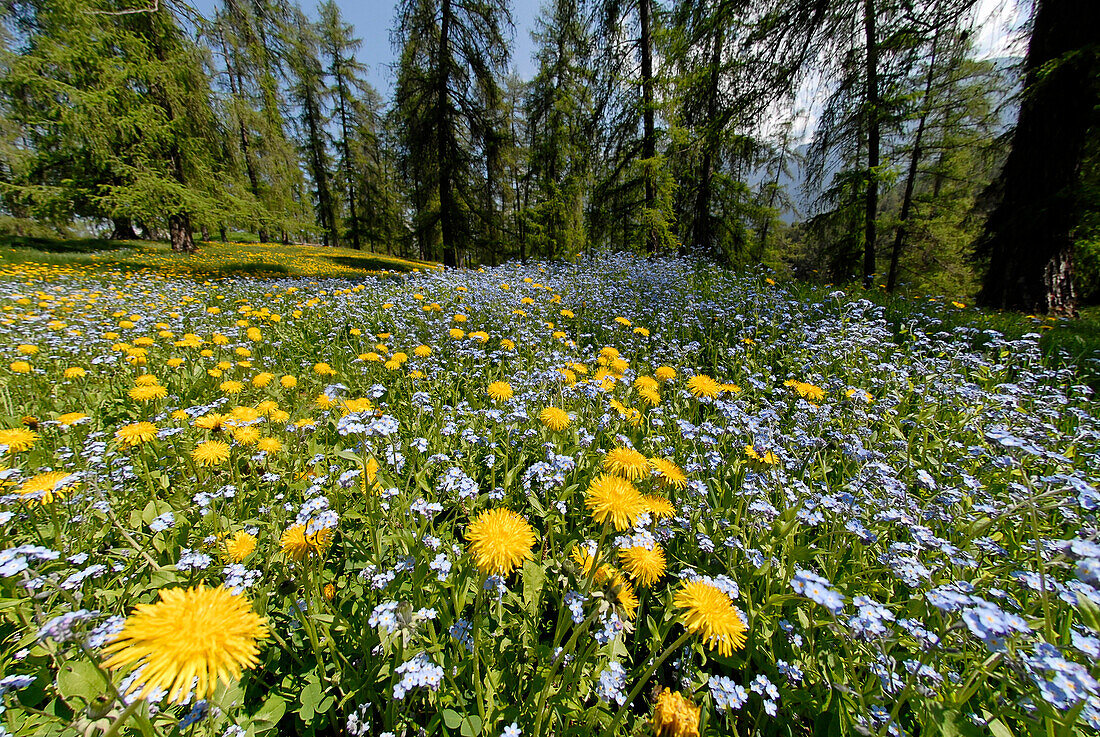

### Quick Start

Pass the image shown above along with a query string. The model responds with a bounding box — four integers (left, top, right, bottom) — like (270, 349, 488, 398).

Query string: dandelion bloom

(449, 328, 466, 340)
(257, 437, 283, 454)
(500, 339, 515, 350)
(116, 422, 158, 446)
(586, 474, 647, 531)
(10, 361, 31, 373)
(603, 447, 649, 481)
(539, 407, 571, 432)
(194, 413, 227, 431)
(654, 366, 677, 382)
(280, 375, 297, 389)
(648, 458, 687, 490)
(192, 440, 231, 467)
(280, 524, 333, 561)
(313, 362, 336, 376)
(231, 426, 260, 446)
(487, 381, 514, 401)
(56, 412, 89, 428)
(414, 345, 432, 357)
(129, 384, 167, 402)
(652, 689, 700, 737)
(745, 445, 779, 465)
(0, 427, 38, 452)
(686, 374, 720, 399)
(466, 508, 537, 576)
(620, 545, 666, 587)
(673, 580, 748, 657)
(16, 344, 38, 355)
(19, 471, 76, 505)
(63, 367, 87, 379)
(220, 380, 244, 395)
(252, 372, 274, 387)
(643, 495, 676, 519)
(134, 374, 160, 386)
(223, 531, 257, 563)
(101, 586, 268, 703)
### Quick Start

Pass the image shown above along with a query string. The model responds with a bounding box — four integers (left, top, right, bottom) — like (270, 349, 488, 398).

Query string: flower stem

(601, 630, 693, 737)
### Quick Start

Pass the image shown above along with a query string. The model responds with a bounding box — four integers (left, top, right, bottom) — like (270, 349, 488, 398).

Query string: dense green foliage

(0, 0, 1096, 303)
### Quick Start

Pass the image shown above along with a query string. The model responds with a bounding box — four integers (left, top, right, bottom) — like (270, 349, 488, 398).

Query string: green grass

(0, 236, 438, 278)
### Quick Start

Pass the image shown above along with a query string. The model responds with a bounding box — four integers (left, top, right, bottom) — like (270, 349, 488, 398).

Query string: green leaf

(56, 661, 108, 704)
(1077, 593, 1100, 633)
(522, 559, 546, 616)
(443, 709, 462, 730)
(460, 714, 483, 737)
(249, 694, 286, 734)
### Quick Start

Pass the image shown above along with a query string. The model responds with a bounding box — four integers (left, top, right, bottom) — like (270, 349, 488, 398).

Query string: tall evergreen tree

(976, 0, 1100, 314)
(286, 9, 338, 247)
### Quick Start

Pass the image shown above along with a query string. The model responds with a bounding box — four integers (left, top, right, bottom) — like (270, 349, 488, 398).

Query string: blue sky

(193, 0, 544, 96)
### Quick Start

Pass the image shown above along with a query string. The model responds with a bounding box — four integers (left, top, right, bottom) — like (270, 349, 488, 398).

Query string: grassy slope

(0, 236, 438, 278)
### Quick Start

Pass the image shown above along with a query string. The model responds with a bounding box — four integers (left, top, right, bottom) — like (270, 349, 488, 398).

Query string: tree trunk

(862, 0, 880, 289)
(976, 0, 1097, 315)
(691, 25, 724, 261)
(887, 24, 941, 293)
(110, 217, 138, 240)
(169, 213, 197, 253)
(640, 0, 656, 253)
(438, 0, 458, 267)
(219, 224, 228, 243)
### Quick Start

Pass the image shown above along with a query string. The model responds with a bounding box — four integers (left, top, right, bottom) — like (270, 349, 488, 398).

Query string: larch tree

(975, 0, 1100, 314)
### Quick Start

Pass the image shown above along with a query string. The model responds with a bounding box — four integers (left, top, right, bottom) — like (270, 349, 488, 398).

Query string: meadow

(0, 245, 1098, 737)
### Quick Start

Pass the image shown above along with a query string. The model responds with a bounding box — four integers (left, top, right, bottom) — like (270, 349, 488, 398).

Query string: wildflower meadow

(1, 251, 1098, 737)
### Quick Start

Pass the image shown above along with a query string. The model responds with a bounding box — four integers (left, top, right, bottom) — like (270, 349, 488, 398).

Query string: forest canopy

(0, 0, 1097, 311)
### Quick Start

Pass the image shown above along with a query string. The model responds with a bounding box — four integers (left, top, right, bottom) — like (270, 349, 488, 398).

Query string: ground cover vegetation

(0, 253, 1097, 736)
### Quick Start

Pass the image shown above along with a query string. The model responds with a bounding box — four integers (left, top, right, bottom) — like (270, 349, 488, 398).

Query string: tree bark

(862, 0, 880, 289)
(438, 0, 458, 267)
(169, 212, 197, 253)
(110, 217, 138, 240)
(691, 24, 724, 261)
(887, 24, 941, 293)
(640, 0, 656, 253)
(976, 0, 1097, 315)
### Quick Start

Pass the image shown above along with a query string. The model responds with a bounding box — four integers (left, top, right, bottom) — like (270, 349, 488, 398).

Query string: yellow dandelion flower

(642, 494, 676, 519)
(648, 458, 687, 490)
(16, 344, 38, 355)
(686, 374, 720, 399)
(192, 440, 231, 467)
(586, 474, 647, 531)
(63, 367, 87, 379)
(257, 437, 282, 454)
(745, 445, 779, 465)
(222, 532, 257, 563)
(19, 470, 76, 505)
(116, 422, 158, 446)
(466, 508, 537, 576)
(220, 380, 244, 395)
(280, 524, 333, 561)
(603, 447, 650, 481)
(673, 580, 748, 657)
(10, 361, 31, 373)
(129, 384, 167, 402)
(500, 338, 515, 350)
(619, 545, 666, 587)
(313, 362, 336, 376)
(638, 386, 661, 406)
(252, 372, 274, 388)
(195, 413, 227, 431)
(56, 412, 89, 428)
(539, 407, 571, 432)
(414, 345, 432, 357)
(655, 366, 676, 382)
(231, 426, 260, 446)
(487, 381, 514, 401)
(280, 375, 297, 389)
(652, 689, 700, 737)
(0, 427, 38, 452)
(101, 586, 268, 703)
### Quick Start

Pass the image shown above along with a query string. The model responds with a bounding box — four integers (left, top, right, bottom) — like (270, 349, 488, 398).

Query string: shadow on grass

(207, 262, 292, 277)
(326, 255, 426, 273)
(0, 235, 144, 253)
